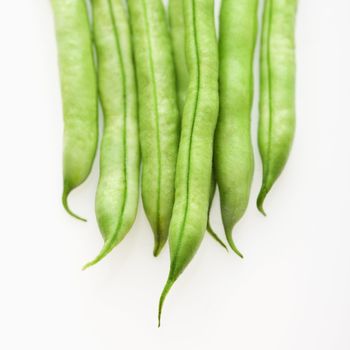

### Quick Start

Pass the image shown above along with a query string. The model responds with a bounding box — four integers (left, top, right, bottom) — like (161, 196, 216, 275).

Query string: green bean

(168, 0, 225, 250)
(158, 0, 219, 325)
(128, 0, 180, 256)
(207, 173, 228, 251)
(214, 0, 258, 256)
(51, 0, 98, 221)
(169, 0, 188, 114)
(257, 0, 297, 214)
(83, 0, 140, 269)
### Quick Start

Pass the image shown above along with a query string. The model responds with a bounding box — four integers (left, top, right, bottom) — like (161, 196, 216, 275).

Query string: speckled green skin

(51, 0, 98, 221)
(159, 0, 219, 325)
(169, 0, 188, 114)
(128, 0, 180, 256)
(83, 0, 140, 269)
(257, 0, 297, 214)
(214, 0, 258, 256)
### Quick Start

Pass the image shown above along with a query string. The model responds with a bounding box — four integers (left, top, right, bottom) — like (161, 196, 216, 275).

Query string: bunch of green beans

(51, 0, 297, 325)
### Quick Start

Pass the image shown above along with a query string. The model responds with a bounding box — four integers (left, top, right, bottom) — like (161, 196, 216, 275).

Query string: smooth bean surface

(169, 0, 188, 114)
(51, 0, 98, 221)
(214, 0, 258, 255)
(257, 0, 297, 214)
(169, 0, 225, 249)
(159, 0, 219, 325)
(128, 0, 180, 257)
(84, 0, 140, 269)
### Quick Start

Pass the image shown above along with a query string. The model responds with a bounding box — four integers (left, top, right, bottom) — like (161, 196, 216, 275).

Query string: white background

(0, 0, 350, 349)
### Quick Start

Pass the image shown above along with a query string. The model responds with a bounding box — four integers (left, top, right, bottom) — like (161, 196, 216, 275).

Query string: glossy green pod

(83, 0, 140, 269)
(169, 0, 188, 114)
(51, 0, 98, 221)
(257, 0, 297, 214)
(159, 0, 219, 325)
(214, 0, 258, 255)
(128, 0, 180, 256)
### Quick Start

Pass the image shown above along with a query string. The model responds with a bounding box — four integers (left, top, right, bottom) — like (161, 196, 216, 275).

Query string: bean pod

(169, 0, 188, 114)
(214, 0, 258, 255)
(128, 0, 180, 256)
(51, 0, 98, 221)
(84, 0, 140, 269)
(257, 0, 297, 214)
(159, 0, 219, 325)
(169, 0, 226, 250)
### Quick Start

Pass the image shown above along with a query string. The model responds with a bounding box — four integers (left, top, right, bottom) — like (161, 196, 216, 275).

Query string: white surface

(1, 1, 350, 349)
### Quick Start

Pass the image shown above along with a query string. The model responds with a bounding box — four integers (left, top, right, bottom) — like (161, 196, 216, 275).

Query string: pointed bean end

(82, 242, 115, 271)
(153, 237, 166, 257)
(207, 223, 228, 251)
(153, 246, 162, 258)
(158, 278, 175, 327)
(82, 257, 100, 271)
(62, 186, 87, 222)
(226, 231, 244, 259)
(257, 187, 268, 217)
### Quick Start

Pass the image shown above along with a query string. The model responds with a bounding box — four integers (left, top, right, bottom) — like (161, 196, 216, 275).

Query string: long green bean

(128, 0, 180, 256)
(214, 0, 258, 255)
(83, 0, 140, 269)
(51, 0, 98, 221)
(158, 0, 219, 326)
(257, 0, 297, 214)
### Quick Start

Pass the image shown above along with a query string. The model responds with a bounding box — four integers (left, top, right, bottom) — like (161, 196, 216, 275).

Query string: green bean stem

(128, 0, 180, 256)
(159, 0, 219, 326)
(257, 0, 297, 214)
(214, 0, 259, 255)
(83, 0, 140, 269)
(51, 0, 98, 221)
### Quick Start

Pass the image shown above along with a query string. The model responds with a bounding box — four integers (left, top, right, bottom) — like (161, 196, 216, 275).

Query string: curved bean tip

(207, 223, 228, 252)
(158, 278, 175, 327)
(153, 243, 163, 258)
(82, 241, 115, 270)
(257, 186, 268, 217)
(226, 232, 244, 259)
(62, 187, 87, 222)
(81, 263, 90, 272)
(153, 234, 168, 257)
(82, 258, 102, 271)
(82, 257, 100, 271)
